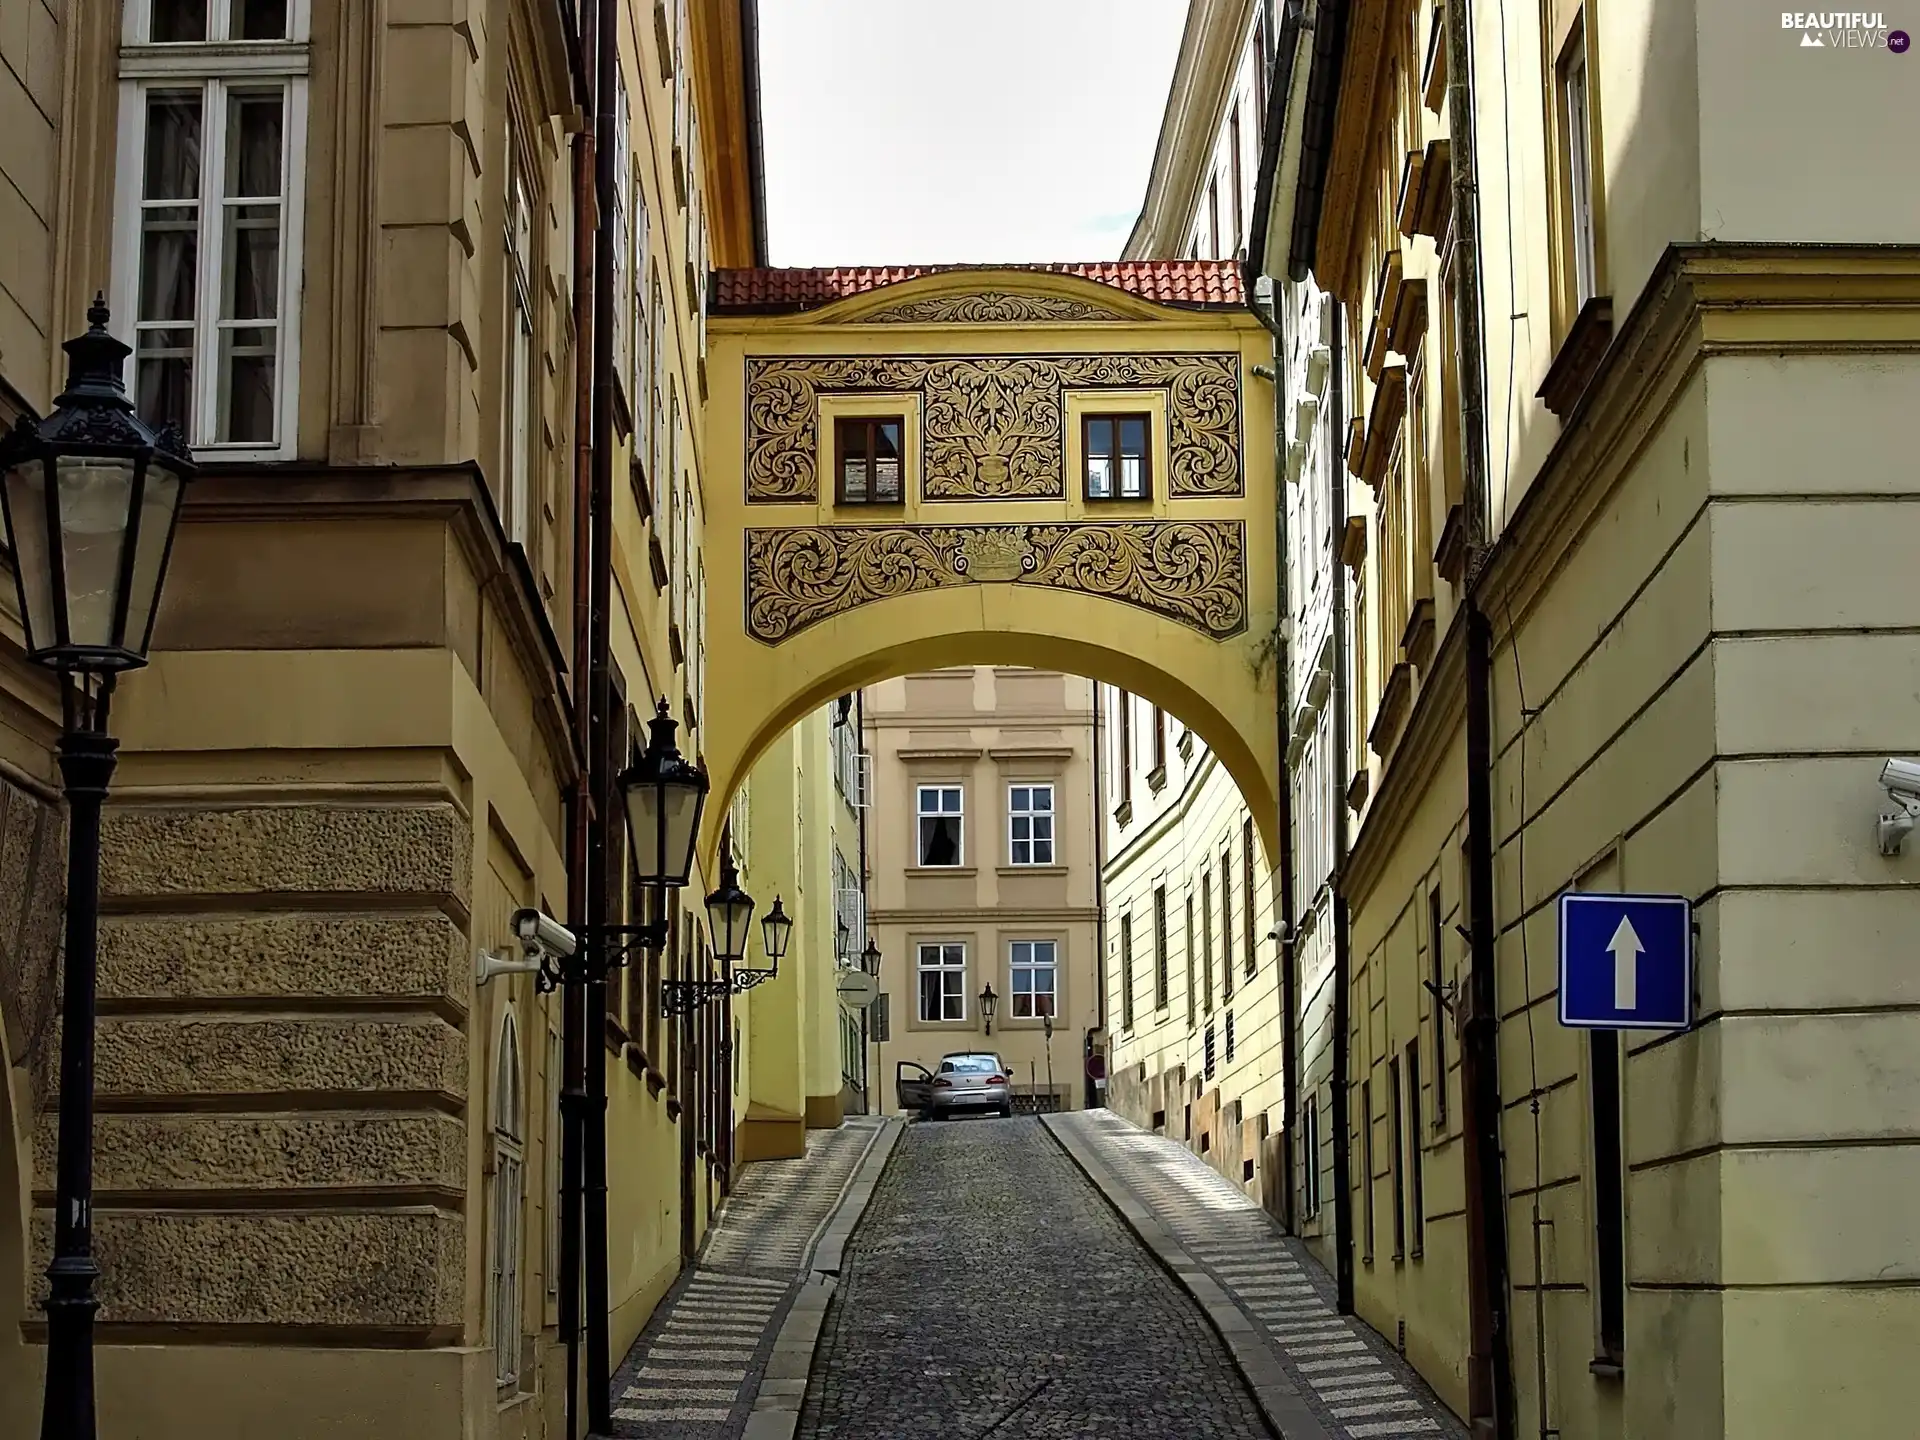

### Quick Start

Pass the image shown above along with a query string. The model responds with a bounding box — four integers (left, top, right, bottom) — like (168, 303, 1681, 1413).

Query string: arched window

(490, 1008, 525, 1390)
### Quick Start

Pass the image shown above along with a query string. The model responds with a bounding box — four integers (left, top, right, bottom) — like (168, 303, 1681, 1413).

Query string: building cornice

(1104, 745, 1225, 875)
(1338, 242, 1920, 910)
(180, 463, 580, 787)
(1124, 0, 1259, 260)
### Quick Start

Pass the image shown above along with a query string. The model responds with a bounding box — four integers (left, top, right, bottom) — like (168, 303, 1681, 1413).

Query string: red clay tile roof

(711, 260, 1245, 314)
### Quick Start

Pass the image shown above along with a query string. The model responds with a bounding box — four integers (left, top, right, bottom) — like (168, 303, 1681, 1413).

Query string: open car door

(896, 1060, 934, 1113)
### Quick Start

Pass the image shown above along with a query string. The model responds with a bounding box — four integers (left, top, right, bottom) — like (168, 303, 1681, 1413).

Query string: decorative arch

(697, 589, 1282, 879)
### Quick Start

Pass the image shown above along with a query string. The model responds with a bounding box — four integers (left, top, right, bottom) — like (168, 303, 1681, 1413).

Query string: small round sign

(836, 970, 878, 1008)
(1085, 1052, 1107, 1081)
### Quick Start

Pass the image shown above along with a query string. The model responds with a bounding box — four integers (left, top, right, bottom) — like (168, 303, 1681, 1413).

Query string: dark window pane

(234, 0, 289, 39)
(226, 204, 281, 320)
(152, 0, 208, 41)
(873, 421, 902, 500)
(875, 421, 901, 460)
(144, 93, 203, 201)
(1088, 416, 1114, 458)
(1119, 416, 1146, 457)
(219, 329, 275, 442)
(228, 91, 284, 198)
(839, 420, 867, 500)
(139, 214, 197, 323)
(919, 816, 960, 866)
(135, 348, 193, 433)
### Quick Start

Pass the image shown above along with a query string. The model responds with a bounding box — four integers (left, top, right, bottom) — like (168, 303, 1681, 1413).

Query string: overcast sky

(758, 1, 1187, 267)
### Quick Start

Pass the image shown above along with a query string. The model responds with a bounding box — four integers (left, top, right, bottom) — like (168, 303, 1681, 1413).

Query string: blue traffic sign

(1557, 892, 1693, 1030)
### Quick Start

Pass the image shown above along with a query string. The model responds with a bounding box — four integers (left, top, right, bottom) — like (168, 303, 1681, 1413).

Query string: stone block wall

(27, 801, 475, 1342)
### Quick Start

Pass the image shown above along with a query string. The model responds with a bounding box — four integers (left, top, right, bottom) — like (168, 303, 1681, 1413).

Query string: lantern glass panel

(707, 888, 753, 962)
(2, 457, 59, 654)
(626, 773, 705, 888)
(763, 901, 794, 962)
(121, 459, 185, 655)
(55, 454, 138, 653)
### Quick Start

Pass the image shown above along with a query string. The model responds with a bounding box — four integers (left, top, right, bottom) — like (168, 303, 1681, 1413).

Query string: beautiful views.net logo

(1780, 11, 1908, 48)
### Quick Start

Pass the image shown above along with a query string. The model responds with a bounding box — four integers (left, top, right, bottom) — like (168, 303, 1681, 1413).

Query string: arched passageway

(695, 266, 1281, 873)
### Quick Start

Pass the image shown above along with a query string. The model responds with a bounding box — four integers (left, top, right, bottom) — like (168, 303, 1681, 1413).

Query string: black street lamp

(0, 297, 197, 1440)
(861, 935, 881, 978)
(533, 700, 709, 999)
(979, 983, 999, 1036)
(757, 895, 794, 976)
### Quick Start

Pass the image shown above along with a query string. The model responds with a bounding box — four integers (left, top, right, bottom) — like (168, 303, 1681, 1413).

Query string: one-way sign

(1557, 892, 1692, 1030)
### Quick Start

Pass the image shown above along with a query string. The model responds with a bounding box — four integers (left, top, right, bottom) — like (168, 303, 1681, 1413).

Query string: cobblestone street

(798, 1116, 1275, 1439)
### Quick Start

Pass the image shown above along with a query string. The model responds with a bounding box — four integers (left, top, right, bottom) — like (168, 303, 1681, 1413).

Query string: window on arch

(1084, 413, 1151, 500)
(835, 416, 905, 504)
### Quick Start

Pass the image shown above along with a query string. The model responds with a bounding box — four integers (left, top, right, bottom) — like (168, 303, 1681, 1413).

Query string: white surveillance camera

(512, 907, 578, 961)
(1877, 758, 1920, 856)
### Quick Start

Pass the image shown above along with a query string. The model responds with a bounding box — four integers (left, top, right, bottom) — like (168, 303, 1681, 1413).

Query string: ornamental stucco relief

(852, 291, 1134, 324)
(744, 521, 1246, 643)
(744, 353, 1243, 503)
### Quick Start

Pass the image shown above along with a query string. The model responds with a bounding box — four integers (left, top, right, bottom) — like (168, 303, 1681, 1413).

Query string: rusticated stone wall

(0, 773, 65, 1105)
(28, 801, 474, 1341)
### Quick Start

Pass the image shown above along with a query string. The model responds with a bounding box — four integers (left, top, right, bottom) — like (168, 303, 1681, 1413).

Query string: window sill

(669, 623, 684, 668)
(1113, 799, 1133, 827)
(629, 457, 652, 519)
(1538, 294, 1616, 420)
(1589, 1358, 1624, 1382)
(665, 1095, 682, 1121)
(649, 532, 669, 591)
(603, 1014, 628, 1055)
(1146, 764, 1168, 794)
(906, 865, 976, 879)
(1177, 729, 1195, 761)
(1083, 494, 1153, 507)
(835, 499, 908, 511)
(997, 864, 1067, 877)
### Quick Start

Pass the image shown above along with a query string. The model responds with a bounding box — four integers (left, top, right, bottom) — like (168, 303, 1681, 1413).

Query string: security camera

(1877, 758, 1920, 856)
(512, 907, 578, 961)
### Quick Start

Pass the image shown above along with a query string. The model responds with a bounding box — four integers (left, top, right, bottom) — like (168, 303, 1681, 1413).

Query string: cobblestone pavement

(610, 1118, 883, 1437)
(798, 1115, 1276, 1439)
(1054, 1109, 1469, 1440)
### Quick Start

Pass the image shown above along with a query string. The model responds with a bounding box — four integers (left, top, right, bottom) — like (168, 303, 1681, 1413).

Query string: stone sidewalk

(1046, 1109, 1469, 1440)
(609, 1117, 892, 1438)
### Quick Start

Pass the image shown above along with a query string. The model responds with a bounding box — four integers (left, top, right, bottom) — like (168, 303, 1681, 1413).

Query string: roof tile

(711, 260, 1244, 314)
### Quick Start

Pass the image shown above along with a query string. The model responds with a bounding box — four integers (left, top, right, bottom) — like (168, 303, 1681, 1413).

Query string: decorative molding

(852, 290, 1133, 324)
(744, 521, 1247, 643)
(744, 353, 1243, 503)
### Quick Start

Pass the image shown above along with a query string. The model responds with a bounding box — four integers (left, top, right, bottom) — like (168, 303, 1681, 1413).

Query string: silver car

(897, 1053, 1014, 1119)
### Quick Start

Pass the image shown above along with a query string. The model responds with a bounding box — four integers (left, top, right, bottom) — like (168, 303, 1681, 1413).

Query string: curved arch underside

(700, 584, 1283, 875)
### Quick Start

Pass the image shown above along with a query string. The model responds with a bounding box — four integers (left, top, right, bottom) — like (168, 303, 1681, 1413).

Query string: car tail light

(987, 1074, 1007, 1086)
(932, 1077, 953, 1088)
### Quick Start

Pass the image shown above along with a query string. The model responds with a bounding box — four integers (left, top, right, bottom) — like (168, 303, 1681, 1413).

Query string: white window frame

(1561, 20, 1597, 307)
(489, 1008, 525, 1390)
(916, 941, 967, 1023)
(916, 784, 964, 868)
(112, 0, 311, 460)
(501, 122, 537, 547)
(1009, 939, 1058, 1020)
(1007, 783, 1056, 866)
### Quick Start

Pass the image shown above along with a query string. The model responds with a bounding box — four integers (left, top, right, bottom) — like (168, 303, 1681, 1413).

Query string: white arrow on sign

(1607, 916, 1644, 1010)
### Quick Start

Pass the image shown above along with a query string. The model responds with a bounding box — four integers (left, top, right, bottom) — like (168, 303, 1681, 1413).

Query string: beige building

(864, 668, 1099, 1116)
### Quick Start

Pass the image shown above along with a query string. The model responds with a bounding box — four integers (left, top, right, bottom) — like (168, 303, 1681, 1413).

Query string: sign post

(1557, 893, 1693, 1031)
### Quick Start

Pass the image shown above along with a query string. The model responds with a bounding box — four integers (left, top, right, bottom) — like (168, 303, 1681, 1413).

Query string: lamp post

(0, 297, 197, 1440)
(979, 983, 998, 1036)
(529, 697, 706, 1439)
(1039, 997, 1055, 1112)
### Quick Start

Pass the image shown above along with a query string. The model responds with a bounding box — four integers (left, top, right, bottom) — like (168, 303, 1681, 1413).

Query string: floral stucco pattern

(744, 353, 1243, 503)
(852, 291, 1134, 324)
(744, 521, 1246, 643)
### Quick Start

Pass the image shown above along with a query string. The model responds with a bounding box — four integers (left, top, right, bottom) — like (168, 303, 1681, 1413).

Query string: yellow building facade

(1263, 0, 1920, 1433)
(1103, 0, 1291, 1211)
(0, 3, 843, 1437)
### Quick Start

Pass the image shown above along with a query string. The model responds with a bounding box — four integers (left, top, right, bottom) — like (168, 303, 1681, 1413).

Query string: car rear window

(940, 1055, 1000, 1074)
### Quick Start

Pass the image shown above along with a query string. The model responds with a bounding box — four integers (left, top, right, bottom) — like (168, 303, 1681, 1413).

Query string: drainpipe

(583, 0, 620, 1428)
(560, 20, 599, 1439)
(1445, 0, 1515, 1425)
(1325, 301, 1356, 1317)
